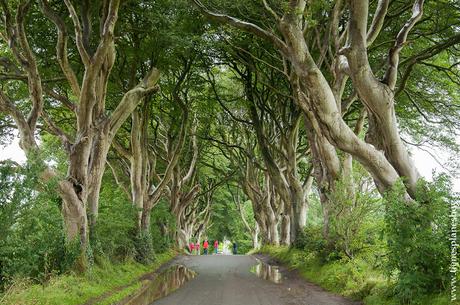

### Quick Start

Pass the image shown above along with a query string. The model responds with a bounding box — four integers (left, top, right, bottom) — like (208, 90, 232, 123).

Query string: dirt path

(151, 255, 361, 305)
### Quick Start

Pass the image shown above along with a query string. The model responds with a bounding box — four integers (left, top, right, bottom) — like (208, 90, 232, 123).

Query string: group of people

(188, 239, 216, 255)
(188, 239, 238, 255)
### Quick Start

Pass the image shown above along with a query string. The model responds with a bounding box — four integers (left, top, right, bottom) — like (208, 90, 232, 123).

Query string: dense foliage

(384, 177, 455, 301)
(0, 160, 176, 289)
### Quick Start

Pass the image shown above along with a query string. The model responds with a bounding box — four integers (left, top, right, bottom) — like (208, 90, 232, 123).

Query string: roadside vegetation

(258, 173, 457, 305)
(260, 245, 451, 305)
(0, 159, 178, 305)
(0, 251, 175, 305)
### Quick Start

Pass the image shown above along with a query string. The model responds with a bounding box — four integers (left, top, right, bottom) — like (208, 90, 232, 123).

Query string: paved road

(152, 255, 360, 305)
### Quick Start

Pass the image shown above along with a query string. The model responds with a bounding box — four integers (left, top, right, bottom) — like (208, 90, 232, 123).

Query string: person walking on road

(203, 239, 209, 255)
(214, 240, 219, 254)
(189, 241, 194, 255)
(195, 241, 200, 255)
(232, 241, 238, 255)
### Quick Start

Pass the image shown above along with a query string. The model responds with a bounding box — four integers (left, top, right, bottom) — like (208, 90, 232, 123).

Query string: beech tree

(231, 187, 260, 249)
(240, 66, 312, 244)
(0, 0, 160, 269)
(111, 64, 192, 235)
(190, 0, 456, 199)
(168, 128, 200, 248)
(204, 99, 284, 245)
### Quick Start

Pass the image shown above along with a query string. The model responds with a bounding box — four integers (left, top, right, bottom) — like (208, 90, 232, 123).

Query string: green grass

(258, 246, 452, 305)
(98, 281, 143, 305)
(0, 250, 177, 305)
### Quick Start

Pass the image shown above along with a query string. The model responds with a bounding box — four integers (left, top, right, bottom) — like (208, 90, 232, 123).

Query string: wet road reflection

(250, 260, 283, 284)
(124, 265, 196, 305)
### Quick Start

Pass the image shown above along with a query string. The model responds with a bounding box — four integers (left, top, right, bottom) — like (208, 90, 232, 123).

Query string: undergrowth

(0, 250, 176, 305)
(258, 246, 452, 305)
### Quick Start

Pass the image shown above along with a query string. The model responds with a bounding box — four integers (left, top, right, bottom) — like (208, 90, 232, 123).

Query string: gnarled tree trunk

(0, 0, 161, 271)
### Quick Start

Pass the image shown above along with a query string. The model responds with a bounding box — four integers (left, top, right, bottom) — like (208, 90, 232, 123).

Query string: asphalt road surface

(151, 255, 361, 305)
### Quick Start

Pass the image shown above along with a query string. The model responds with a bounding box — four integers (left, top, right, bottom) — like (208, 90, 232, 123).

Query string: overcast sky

(1, 134, 459, 193)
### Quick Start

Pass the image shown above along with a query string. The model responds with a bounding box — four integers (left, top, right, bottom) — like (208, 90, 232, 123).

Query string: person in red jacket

(214, 240, 219, 254)
(189, 242, 194, 255)
(203, 239, 209, 255)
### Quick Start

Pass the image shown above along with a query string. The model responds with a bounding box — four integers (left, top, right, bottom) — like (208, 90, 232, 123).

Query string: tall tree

(0, 1, 160, 270)
(191, 0, 459, 199)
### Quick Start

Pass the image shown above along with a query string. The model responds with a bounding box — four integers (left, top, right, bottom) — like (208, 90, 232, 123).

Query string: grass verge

(257, 246, 451, 305)
(0, 250, 177, 305)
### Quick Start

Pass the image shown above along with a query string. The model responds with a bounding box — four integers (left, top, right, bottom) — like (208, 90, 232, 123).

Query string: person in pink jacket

(203, 239, 209, 255)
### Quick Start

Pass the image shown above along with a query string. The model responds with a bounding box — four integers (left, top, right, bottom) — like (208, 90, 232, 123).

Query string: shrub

(92, 187, 138, 261)
(384, 176, 456, 302)
(327, 173, 383, 261)
(0, 160, 67, 286)
(294, 225, 326, 253)
(134, 231, 155, 264)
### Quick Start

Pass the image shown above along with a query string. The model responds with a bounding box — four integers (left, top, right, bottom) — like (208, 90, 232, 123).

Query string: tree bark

(280, 214, 291, 246)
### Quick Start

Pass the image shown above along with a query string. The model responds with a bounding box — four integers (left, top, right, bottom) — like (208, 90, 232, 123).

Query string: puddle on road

(250, 260, 283, 284)
(124, 265, 196, 305)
